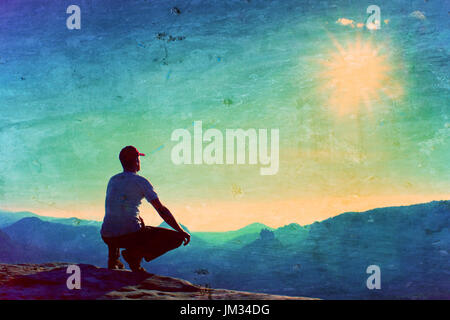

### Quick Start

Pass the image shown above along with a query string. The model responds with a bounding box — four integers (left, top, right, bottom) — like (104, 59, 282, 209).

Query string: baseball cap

(119, 146, 146, 163)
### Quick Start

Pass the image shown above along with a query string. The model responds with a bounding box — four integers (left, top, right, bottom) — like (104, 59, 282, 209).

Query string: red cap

(119, 146, 145, 163)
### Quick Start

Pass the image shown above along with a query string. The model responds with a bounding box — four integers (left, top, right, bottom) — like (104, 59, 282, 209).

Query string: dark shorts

(102, 226, 184, 262)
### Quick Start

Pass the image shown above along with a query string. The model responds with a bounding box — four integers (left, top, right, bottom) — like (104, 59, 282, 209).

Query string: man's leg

(101, 237, 124, 270)
(117, 232, 147, 272)
(138, 226, 184, 262)
(107, 245, 125, 269)
(121, 248, 145, 272)
(102, 232, 146, 272)
(107, 227, 183, 272)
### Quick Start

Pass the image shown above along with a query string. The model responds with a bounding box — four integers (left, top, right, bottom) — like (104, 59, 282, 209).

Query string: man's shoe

(122, 249, 142, 272)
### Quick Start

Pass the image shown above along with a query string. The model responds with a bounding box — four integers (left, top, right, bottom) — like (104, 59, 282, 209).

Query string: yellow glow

(320, 37, 396, 115)
(5, 194, 449, 231)
(336, 18, 355, 27)
(366, 21, 379, 30)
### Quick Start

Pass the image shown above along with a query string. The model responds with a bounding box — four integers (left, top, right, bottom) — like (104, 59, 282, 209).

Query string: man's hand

(180, 230, 191, 246)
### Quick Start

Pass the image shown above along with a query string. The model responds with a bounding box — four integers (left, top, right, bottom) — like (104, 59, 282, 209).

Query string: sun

(319, 36, 398, 115)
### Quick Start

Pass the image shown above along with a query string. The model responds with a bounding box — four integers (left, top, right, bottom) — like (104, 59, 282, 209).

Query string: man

(100, 145, 190, 272)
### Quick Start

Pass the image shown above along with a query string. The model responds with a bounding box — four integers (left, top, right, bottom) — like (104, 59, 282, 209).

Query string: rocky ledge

(0, 263, 317, 300)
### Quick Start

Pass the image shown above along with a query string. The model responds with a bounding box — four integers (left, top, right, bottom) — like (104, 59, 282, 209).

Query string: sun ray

(317, 35, 400, 116)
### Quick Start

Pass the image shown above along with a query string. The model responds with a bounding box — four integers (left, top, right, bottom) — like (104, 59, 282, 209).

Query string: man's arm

(150, 198, 190, 245)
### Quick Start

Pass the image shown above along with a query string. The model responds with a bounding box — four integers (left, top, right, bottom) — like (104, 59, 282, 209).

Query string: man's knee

(171, 232, 184, 248)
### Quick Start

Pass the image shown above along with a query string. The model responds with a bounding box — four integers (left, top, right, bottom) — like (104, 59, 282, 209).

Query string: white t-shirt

(100, 171, 159, 238)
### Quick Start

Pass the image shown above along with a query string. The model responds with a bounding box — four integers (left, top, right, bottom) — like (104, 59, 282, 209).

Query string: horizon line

(1, 199, 448, 233)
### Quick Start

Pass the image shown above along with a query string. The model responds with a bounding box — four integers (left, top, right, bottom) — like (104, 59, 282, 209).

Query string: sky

(0, 0, 449, 231)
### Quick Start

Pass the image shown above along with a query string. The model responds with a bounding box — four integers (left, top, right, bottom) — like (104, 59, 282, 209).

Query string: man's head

(119, 146, 146, 172)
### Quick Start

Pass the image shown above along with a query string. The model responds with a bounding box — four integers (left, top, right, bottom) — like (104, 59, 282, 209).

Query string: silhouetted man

(100, 145, 190, 272)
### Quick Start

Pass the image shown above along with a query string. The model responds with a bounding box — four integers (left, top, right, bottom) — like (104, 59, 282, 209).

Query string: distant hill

(0, 229, 47, 263)
(2, 217, 106, 266)
(0, 210, 101, 228)
(273, 223, 309, 246)
(194, 222, 273, 245)
(0, 210, 39, 228)
(0, 230, 20, 262)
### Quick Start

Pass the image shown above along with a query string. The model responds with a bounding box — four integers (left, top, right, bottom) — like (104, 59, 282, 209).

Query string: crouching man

(100, 145, 190, 273)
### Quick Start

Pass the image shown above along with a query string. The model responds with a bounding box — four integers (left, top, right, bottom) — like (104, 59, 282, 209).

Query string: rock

(0, 263, 317, 300)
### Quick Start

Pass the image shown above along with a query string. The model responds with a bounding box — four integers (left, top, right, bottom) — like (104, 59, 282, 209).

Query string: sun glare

(319, 36, 398, 115)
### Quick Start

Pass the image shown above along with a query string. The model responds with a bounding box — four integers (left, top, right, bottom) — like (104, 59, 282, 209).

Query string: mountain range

(0, 200, 449, 299)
